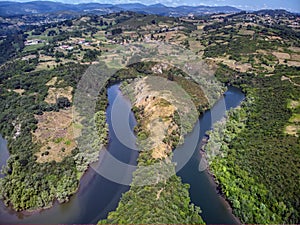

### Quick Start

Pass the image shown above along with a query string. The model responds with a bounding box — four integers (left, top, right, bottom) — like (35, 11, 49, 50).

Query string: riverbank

(206, 165, 241, 224)
(0, 74, 245, 224)
(0, 136, 9, 179)
(199, 88, 244, 224)
(0, 82, 245, 224)
(100, 77, 206, 224)
(174, 86, 245, 224)
(200, 82, 298, 223)
(0, 84, 138, 224)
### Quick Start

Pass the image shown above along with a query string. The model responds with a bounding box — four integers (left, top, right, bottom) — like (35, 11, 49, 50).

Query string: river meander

(0, 84, 244, 224)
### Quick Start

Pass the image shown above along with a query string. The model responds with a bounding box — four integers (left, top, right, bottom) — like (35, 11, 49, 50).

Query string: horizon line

(0, 0, 299, 13)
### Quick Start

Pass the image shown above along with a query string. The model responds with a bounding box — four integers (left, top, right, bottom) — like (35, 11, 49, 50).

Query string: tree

(111, 28, 122, 35)
(48, 30, 57, 36)
(56, 97, 71, 109)
(100, 20, 104, 26)
(82, 49, 100, 62)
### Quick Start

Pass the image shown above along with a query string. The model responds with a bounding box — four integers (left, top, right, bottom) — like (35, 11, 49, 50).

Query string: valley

(0, 3, 299, 224)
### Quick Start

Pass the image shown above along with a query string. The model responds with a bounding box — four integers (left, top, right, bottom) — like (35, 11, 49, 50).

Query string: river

(174, 86, 245, 223)
(0, 84, 244, 224)
(0, 136, 9, 179)
(0, 84, 138, 224)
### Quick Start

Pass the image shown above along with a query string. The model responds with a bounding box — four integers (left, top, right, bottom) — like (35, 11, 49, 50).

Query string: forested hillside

(0, 9, 299, 223)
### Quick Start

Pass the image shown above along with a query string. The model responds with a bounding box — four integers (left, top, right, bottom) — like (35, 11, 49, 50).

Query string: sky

(8, 0, 300, 12)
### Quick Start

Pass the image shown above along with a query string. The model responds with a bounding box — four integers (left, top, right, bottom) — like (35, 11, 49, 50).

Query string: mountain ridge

(0, 1, 241, 16)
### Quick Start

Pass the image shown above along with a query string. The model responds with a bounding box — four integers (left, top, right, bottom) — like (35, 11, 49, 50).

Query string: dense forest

(99, 170, 204, 224)
(204, 65, 300, 223)
(0, 32, 25, 64)
(0, 61, 109, 210)
(198, 14, 300, 223)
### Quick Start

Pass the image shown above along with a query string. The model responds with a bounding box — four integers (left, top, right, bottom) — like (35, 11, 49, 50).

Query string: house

(59, 45, 73, 50)
(24, 39, 43, 46)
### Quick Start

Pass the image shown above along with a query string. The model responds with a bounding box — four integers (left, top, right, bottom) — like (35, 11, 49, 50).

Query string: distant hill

(254, 9, 294, 17)
(0, 1, 241, 16)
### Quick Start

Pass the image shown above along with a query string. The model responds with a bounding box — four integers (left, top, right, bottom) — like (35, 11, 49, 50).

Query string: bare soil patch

(36, 61, 57, 71)
(46, 77, 58, 86)
(272, 52, 290, 60)
(132, 77, 178, 159)
(238, 29, 255, 36)
(288, 47, 300, 53)
(285, 125, 299, 137)
(45, 86, 73, 104)
(211, 57, 252, 72)
(13, 89, 25, 95)
(288, 100, 300, 109)
(32, 108, 80, 163)
(290, 53, 300, 61)
(287, 61, 300, 67)
(285, 99, 300, 137)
